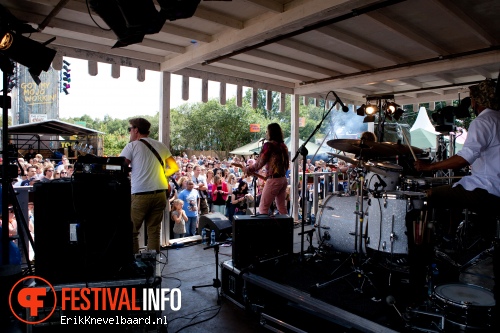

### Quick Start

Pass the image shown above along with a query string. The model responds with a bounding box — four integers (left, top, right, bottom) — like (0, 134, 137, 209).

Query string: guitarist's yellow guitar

(231, 162, 267, 181)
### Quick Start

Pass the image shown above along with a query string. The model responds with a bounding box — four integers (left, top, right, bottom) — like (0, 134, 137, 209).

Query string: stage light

(62, 83, 70, 95)
(363, 115, 375, 123)
(0, 29, 56, 84)
(61, 60, 71, 94)
(356, 104, 366, 116)
(89, 0, 201, 48)
(385, 102, 399, 114)
(393, 107, 404, 121)
(365, 103, 378, 115)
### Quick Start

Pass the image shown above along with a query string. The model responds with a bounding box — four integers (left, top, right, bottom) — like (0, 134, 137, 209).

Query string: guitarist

(242, 123, 289, 216)
(120, 117, 179, 254)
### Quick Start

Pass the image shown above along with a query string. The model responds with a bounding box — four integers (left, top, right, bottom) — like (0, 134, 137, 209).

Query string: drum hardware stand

(292, 92, 341, 261)
(314, 156, 380, 297)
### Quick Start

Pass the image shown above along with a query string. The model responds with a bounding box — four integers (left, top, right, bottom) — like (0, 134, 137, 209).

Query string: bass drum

(434, 283, 495, 331)
(316, 195, 361, 253)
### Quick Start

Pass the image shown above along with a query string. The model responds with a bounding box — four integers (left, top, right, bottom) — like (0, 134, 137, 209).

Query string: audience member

(211, 174, 229, 215)
(192, 165, 209, 215)
(171, 199, 187, 239)
(20, 166, 37, 186)
(177, 180, 200, 236)
(205, 169, 215, 212)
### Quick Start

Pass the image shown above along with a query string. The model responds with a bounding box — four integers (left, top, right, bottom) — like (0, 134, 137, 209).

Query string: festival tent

(410, 107, 440, 150)
(229, 139, 263, 155)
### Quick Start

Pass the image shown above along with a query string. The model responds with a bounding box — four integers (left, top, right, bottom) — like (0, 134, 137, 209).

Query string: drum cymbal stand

(314, 155, 380, 297)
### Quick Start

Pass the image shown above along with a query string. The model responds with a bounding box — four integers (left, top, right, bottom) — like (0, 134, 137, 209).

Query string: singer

(244, 123, 289, 216)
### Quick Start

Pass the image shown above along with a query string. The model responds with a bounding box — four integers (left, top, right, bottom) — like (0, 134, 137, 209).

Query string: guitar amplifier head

(74, 155, 130, 179)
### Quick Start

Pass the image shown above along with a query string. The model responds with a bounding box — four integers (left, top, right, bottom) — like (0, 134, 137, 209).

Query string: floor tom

(366, 194, 408, 254)
(433, 283, 495, 331)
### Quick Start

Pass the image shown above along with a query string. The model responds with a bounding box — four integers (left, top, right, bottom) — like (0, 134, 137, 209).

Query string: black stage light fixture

(363, 115, 375, 123)
(157, 0, 202, 21)
(393, 107, 404, 121)
(356, 104, 366, 116)
(89, 0, 201, 49)
(0, 5, 56, 84)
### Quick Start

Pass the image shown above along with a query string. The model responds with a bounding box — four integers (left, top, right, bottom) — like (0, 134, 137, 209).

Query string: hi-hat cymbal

(326, 139, 397, 157)
(381, 142, 424, 156)
(327, 153, 359, 165)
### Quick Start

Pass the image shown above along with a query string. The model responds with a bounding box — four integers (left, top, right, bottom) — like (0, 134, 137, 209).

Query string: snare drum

(365, 161, 402, 192)
(433, 283, 495, 331)
(403, 176, 454, 192)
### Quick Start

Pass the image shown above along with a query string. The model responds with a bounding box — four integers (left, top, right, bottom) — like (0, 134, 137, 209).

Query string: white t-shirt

(120, 137, 172, 194)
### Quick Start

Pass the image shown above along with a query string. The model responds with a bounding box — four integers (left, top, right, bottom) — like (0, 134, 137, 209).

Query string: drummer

(412, 79, 500, 321)
(360, 131, 377, 142)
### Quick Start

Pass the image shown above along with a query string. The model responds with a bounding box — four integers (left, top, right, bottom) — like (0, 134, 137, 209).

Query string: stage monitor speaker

(198, 212, 232, 241)
(232, 214, 293, 270)
(34, 179, 133, 284)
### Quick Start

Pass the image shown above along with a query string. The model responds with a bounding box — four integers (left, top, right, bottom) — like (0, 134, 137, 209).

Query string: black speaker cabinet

(232, 214, 293, 270)
(198, 212, 232, 241)
(34, 179, 133, 284)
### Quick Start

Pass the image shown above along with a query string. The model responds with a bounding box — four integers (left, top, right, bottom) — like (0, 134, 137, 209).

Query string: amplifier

(74, 155, 130, 179)
(232, 214, 293, 270)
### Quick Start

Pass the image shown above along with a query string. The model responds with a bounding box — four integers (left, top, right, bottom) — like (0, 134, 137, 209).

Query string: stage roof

(3, 0, 499, 107)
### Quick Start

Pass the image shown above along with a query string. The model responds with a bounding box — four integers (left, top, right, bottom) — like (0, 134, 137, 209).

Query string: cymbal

(381, 142, 424, 156)
(327, 153, 359, 165)
(326, 139, 397, 157)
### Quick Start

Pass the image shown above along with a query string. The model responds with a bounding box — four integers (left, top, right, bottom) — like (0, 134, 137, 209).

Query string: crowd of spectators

(13, 154, 74, 186)
(168, 152, 351, 236)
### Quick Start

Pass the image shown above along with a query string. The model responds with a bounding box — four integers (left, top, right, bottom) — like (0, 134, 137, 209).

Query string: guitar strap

(139, 138, 170, 190)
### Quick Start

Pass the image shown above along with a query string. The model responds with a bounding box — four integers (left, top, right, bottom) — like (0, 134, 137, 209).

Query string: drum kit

(313, 139, 496, 332)
(319, 139, 427, 259)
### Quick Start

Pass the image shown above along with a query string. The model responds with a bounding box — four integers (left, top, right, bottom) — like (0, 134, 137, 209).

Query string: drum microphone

(375, 174, 387, 188)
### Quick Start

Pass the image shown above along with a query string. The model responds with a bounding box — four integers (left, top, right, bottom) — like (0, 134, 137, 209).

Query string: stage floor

(11, 195, 496, 333)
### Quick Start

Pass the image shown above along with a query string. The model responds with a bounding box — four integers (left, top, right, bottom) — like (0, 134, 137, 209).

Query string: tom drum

(365, 161, 403, 192)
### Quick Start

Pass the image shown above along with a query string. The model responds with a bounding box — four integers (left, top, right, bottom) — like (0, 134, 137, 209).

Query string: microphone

(331, 91, 349, 112)
(375, 174, 387, 188)
(258, 138, 266, 142)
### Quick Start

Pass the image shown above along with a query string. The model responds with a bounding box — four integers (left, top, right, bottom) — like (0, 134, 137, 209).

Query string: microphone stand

(292, 97, 339, 260)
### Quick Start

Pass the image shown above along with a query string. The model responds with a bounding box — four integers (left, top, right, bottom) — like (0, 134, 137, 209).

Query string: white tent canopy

(410, 107, 439, 150)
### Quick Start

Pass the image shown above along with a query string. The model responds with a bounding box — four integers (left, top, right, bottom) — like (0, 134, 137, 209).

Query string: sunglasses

(187, 166, 193, 169)
(127, 126, 135, 132)
(47, 169, 54, 172)
(61, 172, 67, 174)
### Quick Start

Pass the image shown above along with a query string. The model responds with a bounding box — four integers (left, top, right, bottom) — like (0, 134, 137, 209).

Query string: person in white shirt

(413, 79, 500, 314)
